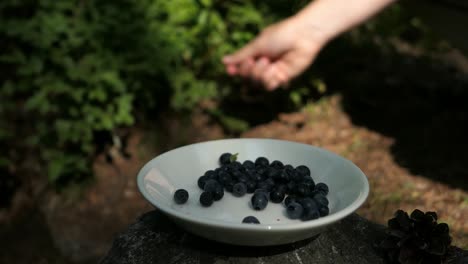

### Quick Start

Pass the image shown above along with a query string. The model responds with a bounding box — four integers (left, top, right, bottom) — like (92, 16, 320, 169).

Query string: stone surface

(101, 211, 468, 264)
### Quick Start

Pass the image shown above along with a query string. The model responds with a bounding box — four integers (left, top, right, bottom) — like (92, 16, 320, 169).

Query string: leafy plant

(0, 0, 437, 186)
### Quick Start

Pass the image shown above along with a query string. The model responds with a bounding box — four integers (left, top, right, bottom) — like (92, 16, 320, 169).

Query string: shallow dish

(137, 138, 369, 246)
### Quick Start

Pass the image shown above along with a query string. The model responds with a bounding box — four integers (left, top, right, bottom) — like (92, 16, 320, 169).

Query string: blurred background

(0, 0, 467, 263)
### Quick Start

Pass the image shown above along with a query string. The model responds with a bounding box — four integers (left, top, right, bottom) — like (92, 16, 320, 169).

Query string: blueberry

(291, 170, 303, 182)
(286, 181, 296, 193)
(242, 216, 260, 224)
(301, 207, 320, 221)
(255, 165, 268, 176)
(265, 178, 275, 186)
(218, 171, 232, 185)
(219, 153, 232, 165)
(257, 181, 273, 192)
(251, 192, 268, 210)
(287, 202, 304, 219)
(237, 175, 249, 184)
(200, 192, 214, 207)
(246, 181, 256, 193)
(267, 167, 280, 180)
(278, 170, 290, 182)
(204, 170, 217, 179)
(284, 195, 298, 207)
(296, 183, 311, 197)
(242, 160, 255, 170)
(298, 198, 318, 212)
(315, 183, 329, 195)
(232, 182, 247, 197)
(230, 170, 243, 179)
(302, 178, 315, 189)
(319, 206, 329, 217)
(255, 157, 269, 167)
(270, 160, 284, 169)
(197, 176, 208, 189)
(213, 185, 224, 201)
(313, 193, 329, 207)
(274, 184, 288, 194)
(204, 179, 219, 193)
(284, 164, 294, 171)
(299, 198, 320, 221)
(224, 180, 235, 192)
(229, 161, 242, 171)
(250, 172, 263, 183)
(254, 188, 269, 197)
(269, 190, 285, 203)
(173, 189, 189, 204)
(296, 165, 311, 177)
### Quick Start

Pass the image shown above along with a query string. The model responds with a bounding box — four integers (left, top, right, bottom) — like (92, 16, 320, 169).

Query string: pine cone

(379, 209, 452, 264)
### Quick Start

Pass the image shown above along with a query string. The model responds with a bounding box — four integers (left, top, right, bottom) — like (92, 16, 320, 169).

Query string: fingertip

(226, 65, 237, 75)
(222, 55, 233, 64)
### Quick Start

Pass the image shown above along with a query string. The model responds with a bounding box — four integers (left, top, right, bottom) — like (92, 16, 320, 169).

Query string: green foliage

(0, 0, 303, 185)
(0, 0, 436, 185)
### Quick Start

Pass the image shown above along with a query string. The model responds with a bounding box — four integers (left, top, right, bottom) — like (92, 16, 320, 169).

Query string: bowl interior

(138, 139, 368, 229)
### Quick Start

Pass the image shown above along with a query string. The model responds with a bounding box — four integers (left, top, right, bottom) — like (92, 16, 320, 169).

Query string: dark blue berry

(200, 192, 214, 207)
(291, 170, 303, 182)
(275, 184, 288, 194)
(219, 153, 232, 165)
(204, 170, 217, 179)
(224, 180, 235, 192)
(254, 188, 269, 197)
(284, 195, 298, 207)
(315, 183, 329, 195)
(237, 175, 249, 184)
(242, 216, 260, 224)
(218, 171, 232, 185)
(213, 185, 224, 201)
(278, 170, 290, 182)
(270, 160, 284, 169)
(232, 182, 247, 197)
(269, 190, 285, 203)
(284, 164, 294, 171)
(246, 181, 256, 193)
(299, 198, 320, 221)
(242, 160, 255, 170)
(267, 167, 280, 180)
(251, 192, 268, 210)
(174, 189, 189, 204)
(287, 202, 304, 219)
(255, 157, 269, 167)
(319, 206, 329, 217)
(204, 179, 219, 193)
(299, 198, 318, 212)
(313, 193, 329, 207)
(301, 207, 320, 221)
(251, 172, 263, 183)
(265, 178, 275, 186)
(255, 165, 268, 176)
(287, 181, 296, 193)
(296, 165, 311, 177)
(230, 170, 243, 179)
(257, 181, 273, 192)
(296, 183, 311, 197)
(197, 176, 208, 189)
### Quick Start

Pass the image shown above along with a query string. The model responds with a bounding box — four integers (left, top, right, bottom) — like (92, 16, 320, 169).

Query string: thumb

(223, 39, 261, 64)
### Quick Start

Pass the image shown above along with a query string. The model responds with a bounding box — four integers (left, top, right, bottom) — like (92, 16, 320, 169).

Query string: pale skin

(222, 0, 397, 90)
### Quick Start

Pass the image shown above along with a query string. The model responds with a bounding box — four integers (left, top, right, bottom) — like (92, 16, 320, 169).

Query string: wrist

(289, 12, 332, 49)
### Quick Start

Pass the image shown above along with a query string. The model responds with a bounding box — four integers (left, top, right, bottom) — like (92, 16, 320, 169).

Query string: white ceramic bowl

(137, 138, 369, 246)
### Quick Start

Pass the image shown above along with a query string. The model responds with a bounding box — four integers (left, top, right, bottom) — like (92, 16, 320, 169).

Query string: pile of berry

(173, 152, 330, 224)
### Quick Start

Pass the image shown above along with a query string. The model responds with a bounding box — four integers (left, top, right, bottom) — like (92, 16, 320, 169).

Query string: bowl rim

(137, 138, 369, 232)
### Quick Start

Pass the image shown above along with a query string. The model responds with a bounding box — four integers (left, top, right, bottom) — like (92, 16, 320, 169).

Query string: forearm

(294, 0, 397, 43)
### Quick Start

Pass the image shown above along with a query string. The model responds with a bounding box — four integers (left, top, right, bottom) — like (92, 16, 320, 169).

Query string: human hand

(222, 17, 328, 90)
